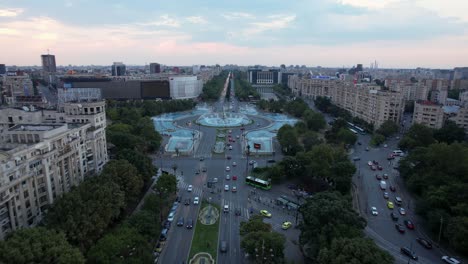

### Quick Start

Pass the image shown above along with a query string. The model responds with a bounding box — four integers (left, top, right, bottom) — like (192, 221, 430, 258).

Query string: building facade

(0, 100, 108, 240)
(288, 75, 405, 128)
(149, 63, 161, 74)
(111, 62, 126, 76)
(412, 100, 445, 129)
(41, 55, 56, 73)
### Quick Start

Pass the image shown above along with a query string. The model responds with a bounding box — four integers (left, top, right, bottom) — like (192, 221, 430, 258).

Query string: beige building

(288, 76, 404, 128)
(0, 100, 108, 240)
(2, 74, 35, 105)
(412, 100, 445, 129)
(449, 106, 468, 132)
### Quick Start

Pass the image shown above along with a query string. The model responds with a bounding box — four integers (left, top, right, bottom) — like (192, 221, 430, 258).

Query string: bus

(349, 128, 358, 134)
(354, 125, 366, 135)
(245, 176, 272, 190)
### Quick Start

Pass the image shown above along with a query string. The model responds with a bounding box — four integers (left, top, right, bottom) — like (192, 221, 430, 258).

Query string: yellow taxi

(282, 221, 292, 230)
(260, 210, 272, 218)
(387, 201, 394, 209)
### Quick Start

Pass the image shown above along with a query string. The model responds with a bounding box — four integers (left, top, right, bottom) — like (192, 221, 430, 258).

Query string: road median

(188, 200, 220, 263)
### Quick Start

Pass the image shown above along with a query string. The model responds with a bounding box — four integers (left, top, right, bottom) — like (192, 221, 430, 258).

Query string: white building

(169, 76, 203, 99)
(0, 100, 108, 240)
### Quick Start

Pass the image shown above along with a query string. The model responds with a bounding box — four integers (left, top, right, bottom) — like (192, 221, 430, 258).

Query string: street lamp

(246, 143, 251, 176)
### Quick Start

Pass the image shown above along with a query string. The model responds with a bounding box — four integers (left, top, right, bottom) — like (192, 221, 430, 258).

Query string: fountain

(196, 112, 251, 127)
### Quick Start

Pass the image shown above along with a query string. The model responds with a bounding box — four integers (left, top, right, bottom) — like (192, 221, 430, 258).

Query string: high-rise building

(41, 54, 57, 73)
(0, 64, 6, 75)
(149, 63, 161, 74)
(412, 100, 445, 129)
(111, 62, 126, 76)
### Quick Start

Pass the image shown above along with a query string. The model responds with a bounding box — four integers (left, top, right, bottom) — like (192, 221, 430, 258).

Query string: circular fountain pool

(196, 112, 251, 127)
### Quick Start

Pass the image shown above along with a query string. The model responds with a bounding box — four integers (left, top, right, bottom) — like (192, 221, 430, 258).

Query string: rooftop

(9, 124, 64, 132)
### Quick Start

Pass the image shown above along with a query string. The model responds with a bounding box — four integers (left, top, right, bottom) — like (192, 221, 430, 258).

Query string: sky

(1, 0, 468, 68)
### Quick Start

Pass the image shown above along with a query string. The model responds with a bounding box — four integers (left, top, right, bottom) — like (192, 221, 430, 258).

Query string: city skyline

(1, 0, 468, 68)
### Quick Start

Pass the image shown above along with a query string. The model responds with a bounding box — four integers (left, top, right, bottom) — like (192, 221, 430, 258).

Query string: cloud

(0, 8, 24, 17)
(337, 0, 398, 9)
(246, 14, 296, 35)
(221, 12, 255, 20)
(186, 16, 207, 25)
(138, 15, 181, 27)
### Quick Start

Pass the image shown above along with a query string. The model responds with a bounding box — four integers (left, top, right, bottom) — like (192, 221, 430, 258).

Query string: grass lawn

(188, 201, 220, 261)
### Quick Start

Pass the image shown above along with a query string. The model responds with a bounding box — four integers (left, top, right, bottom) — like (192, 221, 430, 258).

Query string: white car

(226, 174, 230, 180)
(167, 212, 175, 222)
(371, 207, 378, 215)
(187, 185, 193, 192)
(442, 256, 461, 264)
(232, 162, 237, 167)
(399, 207, 406, 215)
(226, 166, 230, 171)
(193, 197, 199, 205)
(223, 204, 229, 213)
(224, 184, 229, 191)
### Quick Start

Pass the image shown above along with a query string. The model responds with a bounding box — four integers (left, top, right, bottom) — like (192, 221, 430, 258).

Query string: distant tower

(149, 63, 161, 74)
(0, 64, 6, 74)
(111, 62, 126, 76)
(41, 54, 57, 73)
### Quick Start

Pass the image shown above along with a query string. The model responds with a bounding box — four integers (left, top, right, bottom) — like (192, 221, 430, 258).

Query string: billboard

(141, 80, 170, 99)
(254, 143, 261, 149)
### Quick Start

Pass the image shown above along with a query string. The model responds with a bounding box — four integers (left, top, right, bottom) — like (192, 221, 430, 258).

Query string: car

(416, 238, 432, 249)
(367, 161, 373, 166)
(400, 247, 418, 260)
(387, 201, 394, 209)
(202, 167, 207, 172)
(176, 196, 181, 203)
(384, 144, 388, 148)
(404, 220, 414, 230)
(224, 184, 229, 191)
(365, 147, 370, 151)
(232, 186, 237, 192)
(390, 212, 399, 221)
(194, 197, 200, 205)
(177, 217, 184, 226)
(223, 204, 229, 213)
(199, 156, 204, 161)
(226, 156, 231, 160)
(441, 256, 461, 264)
(213, 177, 218, 183)
(282, 221, 292, 230)
(371, 165, 377, 171)
(395, 196, 403, 205)
(232, 175, 237, 180)
(226, 174, 230, 180)
(163, 220, 171, 230)
(187, 185, 193, 192)
(195, 170, 200, 175)
(167, 212, 175, 222)
(185, 198, 191, 205)
(170, 204, 178, 213)
(390, 185, 396, 192)
(232, 162, 237, 167)
(186, 219, 193, 229)
(383, 192, 389, 199)
(226, 166, 231, 171)
(260, 210, 272, 218)
(353, 156, 361, 161)
(373, 160, 379, 165)
(249, 160, 256, 165)
(395, 223, 405, 233)
(229, 145, 233, 150)
(371, 207, 378, 215)
(220, 241, 228, 253)
(236, 135, 240, 139)
(357, 141, 362, 145)
(235, 208, 241, 216)
(267, 159, 276, 163)
(383, 173, 389, 179)
(159, 228, 169, 241)
(387, 153, 395, 160)
(376, 174, 382, 180)
(399, 207, 406, 215)
(377, 165, 383, 170)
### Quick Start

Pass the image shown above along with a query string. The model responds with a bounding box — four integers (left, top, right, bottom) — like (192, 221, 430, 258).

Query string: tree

(101, 160, 144, 204)
(303, 110, 326, 131)
(302, 131, 323, 151)
(126, 211, 161, 241)
(376, 120, 399, 138)
(398, 124, 435, 151)
(117, 149, 156, 184)
(317, 237, 393, 264)
(336, 128, 357, 145)
(0, 227, 84, 264)
(300, 191, 366, 261)
(240, 215, 272, 236)
(155, 173, 178, 195)
(86, 227, 152, 264)
(370, 133, 385, 146)
(434, 120, 466, 144)
(277, 124, 301, 155)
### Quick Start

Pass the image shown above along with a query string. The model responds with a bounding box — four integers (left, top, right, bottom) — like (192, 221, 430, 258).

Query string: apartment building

(412, 100, 445, 129)
(449, 106, 468, 131)
(0, 100, 107, 240)
(288, 75, 404, 128)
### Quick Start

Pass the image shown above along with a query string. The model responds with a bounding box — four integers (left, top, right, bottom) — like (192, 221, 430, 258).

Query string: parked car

(441, 256, 461, 264)
(159, 228, 169, 241)
(404, 220, 415, 230)
(416, 238, 432, 249)
(400, 247, 418, 260)
(395, 223, 405, 233)
(167, 212, 175, 222)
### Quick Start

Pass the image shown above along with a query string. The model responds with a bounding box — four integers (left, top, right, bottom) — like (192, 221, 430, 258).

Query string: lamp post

(246, 143, 251, 176)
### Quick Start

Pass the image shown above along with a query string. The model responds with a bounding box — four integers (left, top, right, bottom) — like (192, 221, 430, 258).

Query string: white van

(393, 150, 404, 156)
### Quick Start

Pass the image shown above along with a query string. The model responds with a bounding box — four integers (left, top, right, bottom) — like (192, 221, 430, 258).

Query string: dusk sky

(1, 0, 468, 68)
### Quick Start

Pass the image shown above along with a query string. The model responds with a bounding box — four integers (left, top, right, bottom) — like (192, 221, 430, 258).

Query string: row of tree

(399, 122, 466, 151)
(200, 71, 229, 101)
(232, 71, 260, 101)
(300, 192, 394, 263)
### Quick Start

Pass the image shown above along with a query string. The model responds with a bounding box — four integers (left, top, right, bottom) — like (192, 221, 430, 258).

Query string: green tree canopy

(116, 149, 156, 184)
(303, 109, 326, 131)
(101, 160, 144, 204)
(370, 133, 385, 146)
(398, 123, 435, 150)
(0, 227, 84, 264)
(434, 120, 466, 144)
(376, 120, 399, 138)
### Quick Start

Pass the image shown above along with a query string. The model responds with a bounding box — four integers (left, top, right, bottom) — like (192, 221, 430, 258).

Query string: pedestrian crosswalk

(221, 198, 251, 219)
(178, 181, 203, 196)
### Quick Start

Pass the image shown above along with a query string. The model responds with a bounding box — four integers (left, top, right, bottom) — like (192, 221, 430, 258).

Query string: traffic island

(188, 201, 220, 264)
